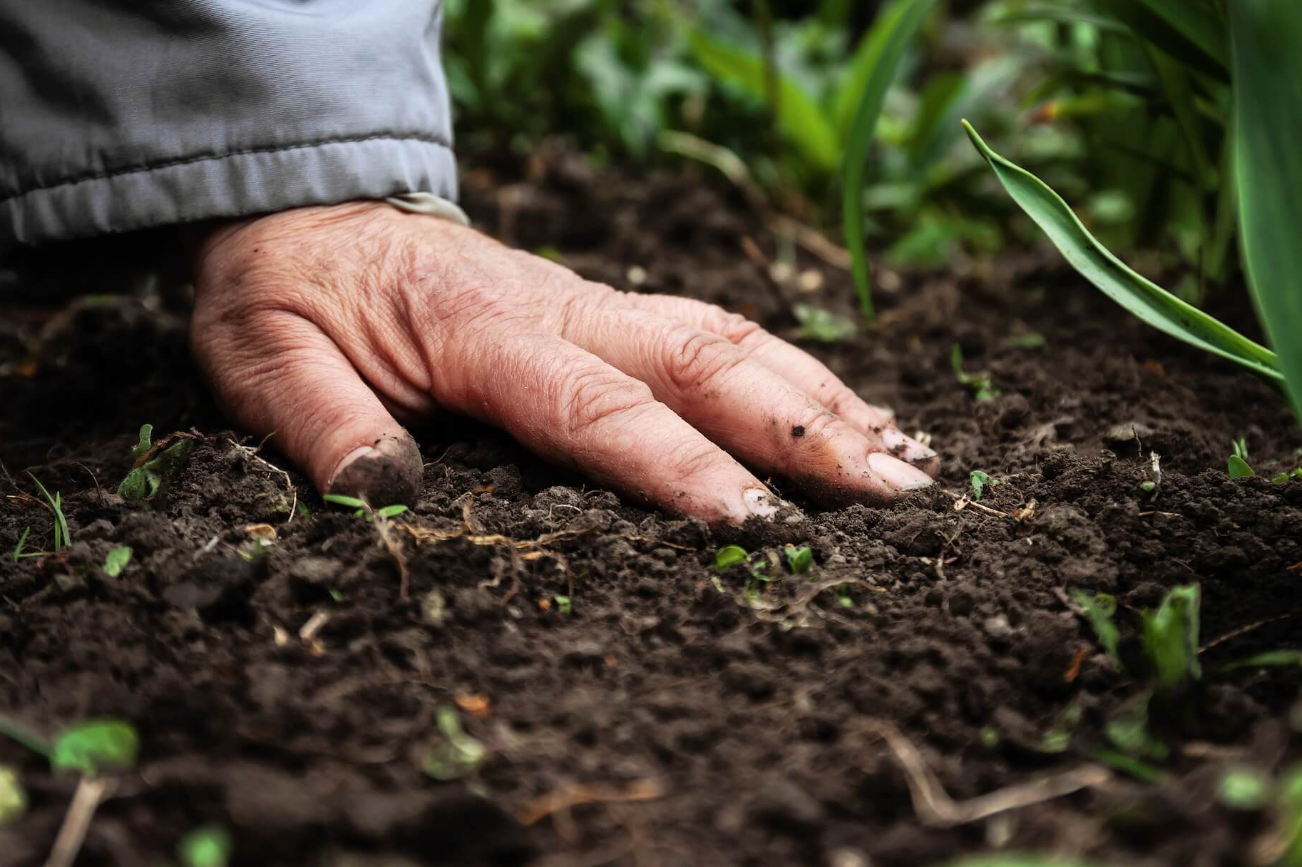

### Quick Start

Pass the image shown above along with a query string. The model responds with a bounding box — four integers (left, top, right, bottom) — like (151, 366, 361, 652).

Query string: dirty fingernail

(881, 426, 936, 464)
(867, 451, 934, 491)
(743, 487, 781, 517)
(327, 432, 424, 507)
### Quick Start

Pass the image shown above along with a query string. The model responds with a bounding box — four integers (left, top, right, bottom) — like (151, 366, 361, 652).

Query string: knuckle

(560, 366, 656, 438)
(663, 328, 742, 391)
(705, 306, 763, 345)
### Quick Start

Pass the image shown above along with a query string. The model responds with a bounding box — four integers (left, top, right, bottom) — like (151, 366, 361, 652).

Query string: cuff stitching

(0, 134, 453, 205)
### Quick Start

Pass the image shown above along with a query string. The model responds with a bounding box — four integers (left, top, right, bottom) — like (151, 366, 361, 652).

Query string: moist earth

(1, 154, 1301, 867)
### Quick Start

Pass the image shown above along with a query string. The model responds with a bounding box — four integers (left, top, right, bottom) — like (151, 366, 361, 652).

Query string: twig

(865, 722, 1110, 827)
(518, 778, 665, 827)
(228, 438, 297, 524)
(44, 776, 114, 867)
(1199, 612, 1299, 653)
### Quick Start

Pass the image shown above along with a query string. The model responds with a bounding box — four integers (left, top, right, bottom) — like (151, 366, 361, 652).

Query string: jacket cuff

(0, 136, 458, 248)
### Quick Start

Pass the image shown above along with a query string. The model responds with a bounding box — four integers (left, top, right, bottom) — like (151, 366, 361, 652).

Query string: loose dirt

(2, 155, 1300, 867)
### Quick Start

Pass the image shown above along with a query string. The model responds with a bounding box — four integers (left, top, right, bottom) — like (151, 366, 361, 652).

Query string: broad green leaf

(178, 825, 233, 867)
(969, 470, 999, 500)
(1227, 455, 1255, 478)
(1140, 584, 1201, 688)
(1096, 0, 1228, 76)
(715, 545, 748, 569)
(842, 0, 939, 320)
(374, 504, 409, 519)
(0, 766, 25, 825)
(963, 122, 1283, 386)
(1230, 0, 1302, 422)
(687, 29, 839, 172)
(51, 719, 139, 776)
(784, 545, 813, 574)
(103, 546, 132, 577)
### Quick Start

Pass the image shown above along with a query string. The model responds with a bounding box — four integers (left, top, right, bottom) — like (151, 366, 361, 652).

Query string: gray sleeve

(0, 0, 456, 247)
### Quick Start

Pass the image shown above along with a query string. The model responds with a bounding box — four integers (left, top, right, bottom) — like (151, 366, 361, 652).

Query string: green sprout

(102, 546, 132, 577)
(714, 545, 748, 569)
(322, 494, 409, 522)
(553, 594, 573, 615)
(950, 345, 1000, 402)
(1228, 438, 1255, 477)
(792, 304, 856, 344)
(178, 825, 233, 867)
(118, 424, 196, 502)
(969, 470, 1003, 500)
(1273, 467, 1302, 484)
(12, 527, 32, 561)
(422, 706, 488, 782)
(0, 714, 139, 778)
(27, 473, 70, 552)
(783, 545, 813, 574)
(1217, 766, 1272, 811)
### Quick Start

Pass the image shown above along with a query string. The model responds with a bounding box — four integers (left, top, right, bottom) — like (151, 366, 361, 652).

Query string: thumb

(192, 308, 423, 507)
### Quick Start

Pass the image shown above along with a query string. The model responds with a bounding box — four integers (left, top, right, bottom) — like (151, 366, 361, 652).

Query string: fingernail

(743, 487, 781, 518)
(868, 451, 934, 491)
(881, 426, 937, 464)
(870, 404, 896, 421)
(327, 432, 423, 507)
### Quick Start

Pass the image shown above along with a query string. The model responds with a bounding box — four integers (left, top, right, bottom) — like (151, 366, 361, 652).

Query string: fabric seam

(0, 134, 454, 205)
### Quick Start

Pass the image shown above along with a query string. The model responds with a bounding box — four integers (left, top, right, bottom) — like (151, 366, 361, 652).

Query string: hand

(189, 201, 937, 524)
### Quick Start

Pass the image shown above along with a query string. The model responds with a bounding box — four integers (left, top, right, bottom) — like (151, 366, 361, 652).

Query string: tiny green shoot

(0, 766, 26, 825)
(178, 825, 233, 867)
(118, 424, 196, 502)
(1228, 438, 1255, 477)
(1216, 767, 1272, 811)
(715, 545, 748, 569)
(1140, 584, 1201, 688)
(1070, 590, 1122, 669)
(322, 494, 409, 522)
(102, 546, 132, 577)
(1272, 467, 1302, 484)
(969, 470, 1003, 500)
(51, 719, 140, 777)
(423, 706, 488, 781)
(554, 594, 573, 615)
(792, 304, 856, 343)
(12, 527, 30, 561)
(1007, 332, 1047, 349)
(28, 473, 70, 552)
(784, 545, 813, 574)
(950, 345, 1000, 401)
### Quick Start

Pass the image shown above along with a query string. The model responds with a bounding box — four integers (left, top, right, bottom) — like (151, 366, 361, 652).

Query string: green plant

(119, 424, 196, 502)
(12, 527, 31, 561)
(27, 473, 69, 552)
(0, 714, 139, 778)
(322, 494, 409, 522)
(950, 345, 1000, 401)
(1228, 438, 1255, 478)
(715, 544, 748, 569)
(178, 825, 233, 867)
(792, 304, 856, 343)
(554, 594, 573, 615)
(103, 546, 132, 577)
(423, 706, 488, 781)
(969, 470, 1004, 499)
(784, 544, 813, 573)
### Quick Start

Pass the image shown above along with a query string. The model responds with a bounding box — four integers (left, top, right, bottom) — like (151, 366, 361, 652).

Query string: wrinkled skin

(190, 201, 937, 524)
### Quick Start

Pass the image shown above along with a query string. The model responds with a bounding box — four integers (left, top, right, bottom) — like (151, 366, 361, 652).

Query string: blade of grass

(1096, 0, 1228, 76)
(841, 0, 939, 321)
(27, 474, 70, 552)
(687, 29, 840, 172)
(962, 121, 1283, 385)
(1229, 0, 1302, 421)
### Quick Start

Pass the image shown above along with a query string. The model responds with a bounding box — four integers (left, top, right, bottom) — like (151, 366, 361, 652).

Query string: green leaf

(0, 766, 25, 826)
(969, 470, 998, 500)
(1071, 590, 1123, 669)
(322, 494, 367, 510)
(117, 468, 159, 502)
(1227, 454, 1255, 478)
(1216, 649, 1302, 675)
(792, 304, 856, 343)
(715, 545, 748, 570)
(423, 706, 488, 781)
(1140, 584, 1201, 688)
(1216, 767, 1273, 811)
(51, 719, 139, 776)
(12, 526, 29, 562)
(374, 504, 409, 519)
(554, 595, 573, 615)
(784, 545, 814, 574)
(178, 825, 233, 867)
(841, 0, 939, 320)
(962, 121, 1283, 386)
(1230, 0, 1302, 422)
(1105, 693, 1168, 761)
(1089, 745, 1170, 785)
(102, 546, 133, 577)
(132, 424, 154, 461)
(687, 29, 839, 172)
(28, 474, 70, 551)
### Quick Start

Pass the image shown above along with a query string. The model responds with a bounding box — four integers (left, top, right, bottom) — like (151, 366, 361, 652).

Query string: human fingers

(556, 302, 933, 504)
(619, 294, 936, 474)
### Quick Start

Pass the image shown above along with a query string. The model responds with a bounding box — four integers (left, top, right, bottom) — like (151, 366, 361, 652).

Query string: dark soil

(2, 153, 1301, 867)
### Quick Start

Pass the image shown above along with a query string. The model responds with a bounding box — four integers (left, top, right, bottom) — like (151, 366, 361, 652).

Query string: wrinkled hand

(190, 201, 937, 523)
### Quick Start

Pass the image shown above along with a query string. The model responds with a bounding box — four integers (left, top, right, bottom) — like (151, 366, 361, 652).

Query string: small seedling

(714, 545, 748, 569)
(969, 470, 1003, 500)
(1228, 438, 1255, 477)
(1070, 590, 1122, 669)
(792, 304, 856, 343)
(554, 595, 573, 615)
(1138, 451, 1162, 498)
(0, 766, 26, 826)
(322, 494, 409, 522)
(102, 546, 132, 577)
(12, 527, 31, 561)
(0, 714, 139, 778)
(28, 473, 70, 552)
(783, 545, 813, 574)
(1140, 584, 1201, 689)
(1216, 766, 1272, 811)
(178, 825, 233, 867)
(950, 344, 1000, 401)
(422, 706, 488, 781)
(118, 424, 196, 502)
(1273, 467, 1302, 484)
